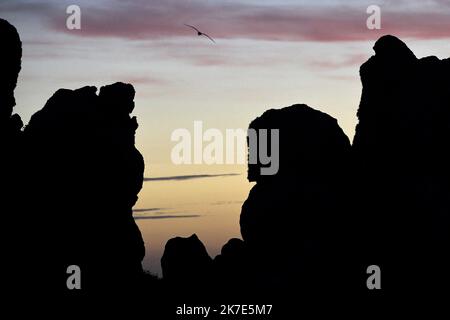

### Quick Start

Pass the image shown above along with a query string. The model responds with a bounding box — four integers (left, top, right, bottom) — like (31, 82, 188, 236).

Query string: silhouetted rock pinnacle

(353, 34, 450, 294)
(1, 18, 23, 297)
(212, 238, 251, 291)
(161, 234, 212, 286)
(23, 82, 145, 293)
(0, 18, 22, 129)
(240, 104, 351, 292)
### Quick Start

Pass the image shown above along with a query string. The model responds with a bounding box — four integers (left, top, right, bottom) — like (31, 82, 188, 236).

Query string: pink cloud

(2, 1, 449, 69)
(2, 1, 450, 42)
(40, 1, 450, 42)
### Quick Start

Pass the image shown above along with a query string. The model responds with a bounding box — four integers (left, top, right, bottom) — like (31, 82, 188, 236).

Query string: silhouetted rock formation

(1, 18, 146, 299)
(353, 35, 450, 293)
(3, 15, 449, 307)
(161, 234, 212, 286)
(247, 104, 350, 183)
(23, 82, 145, 293)
(0, 18, 23, 296)
(0, 18, 22, 191)
(161, 105, 352, 295)
(161, 105, 354, 300)
(239, 104, 352, 292)
(212, 238, 251, 291)
(0, 18, 22, 133)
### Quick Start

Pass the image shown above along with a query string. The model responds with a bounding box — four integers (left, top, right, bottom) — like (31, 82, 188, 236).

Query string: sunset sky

(2, 0, 449, 275)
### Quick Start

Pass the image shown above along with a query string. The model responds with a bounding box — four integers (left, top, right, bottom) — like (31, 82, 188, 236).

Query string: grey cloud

(133, 214, 201, 220)
(144, 173, 240, 182)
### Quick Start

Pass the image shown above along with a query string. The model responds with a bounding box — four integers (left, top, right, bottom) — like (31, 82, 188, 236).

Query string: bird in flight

(184, 24, 216, 43)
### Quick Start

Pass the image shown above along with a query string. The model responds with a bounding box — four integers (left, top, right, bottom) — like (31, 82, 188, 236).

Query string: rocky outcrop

(196, 37, 449, 298)
(3, 15, 448, 301)
(0, 18, 22, 201)
(161, 234, 212, 285)
(1, 17, 147, 297)
(161, 105, 352, 294)
(240, 104, 352, 291)
(353, 35, 450, 293)
(0, 18, 23, 296)
(212, 238, 251, 291)
(0, 18, 22, 132)
(22, 82, 145, 293)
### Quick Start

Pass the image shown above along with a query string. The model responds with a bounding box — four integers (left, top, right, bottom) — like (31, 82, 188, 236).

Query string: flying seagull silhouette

(184, 24, 215, 43)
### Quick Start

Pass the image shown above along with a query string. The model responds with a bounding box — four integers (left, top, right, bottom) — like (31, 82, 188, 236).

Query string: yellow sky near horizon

(135, 171, 252, 276)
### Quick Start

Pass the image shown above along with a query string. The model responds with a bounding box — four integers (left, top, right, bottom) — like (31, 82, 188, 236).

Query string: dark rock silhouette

(0, 18, 22, 132)
(212, 238, 252, 291)
(163, 36, 449, 302)
(240, 104, 352, 292)
(164, 105, 352, 297)
(2, 15, 449, 308)
(1, 18, 147, 300)
(246, 104, 350, 183)
(161, 234, 212, 285)
(0, 18, 22, 189)
(22, 82, 145, 293)
(0, 18, 24, 296)
(353, 35, 450, 293)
